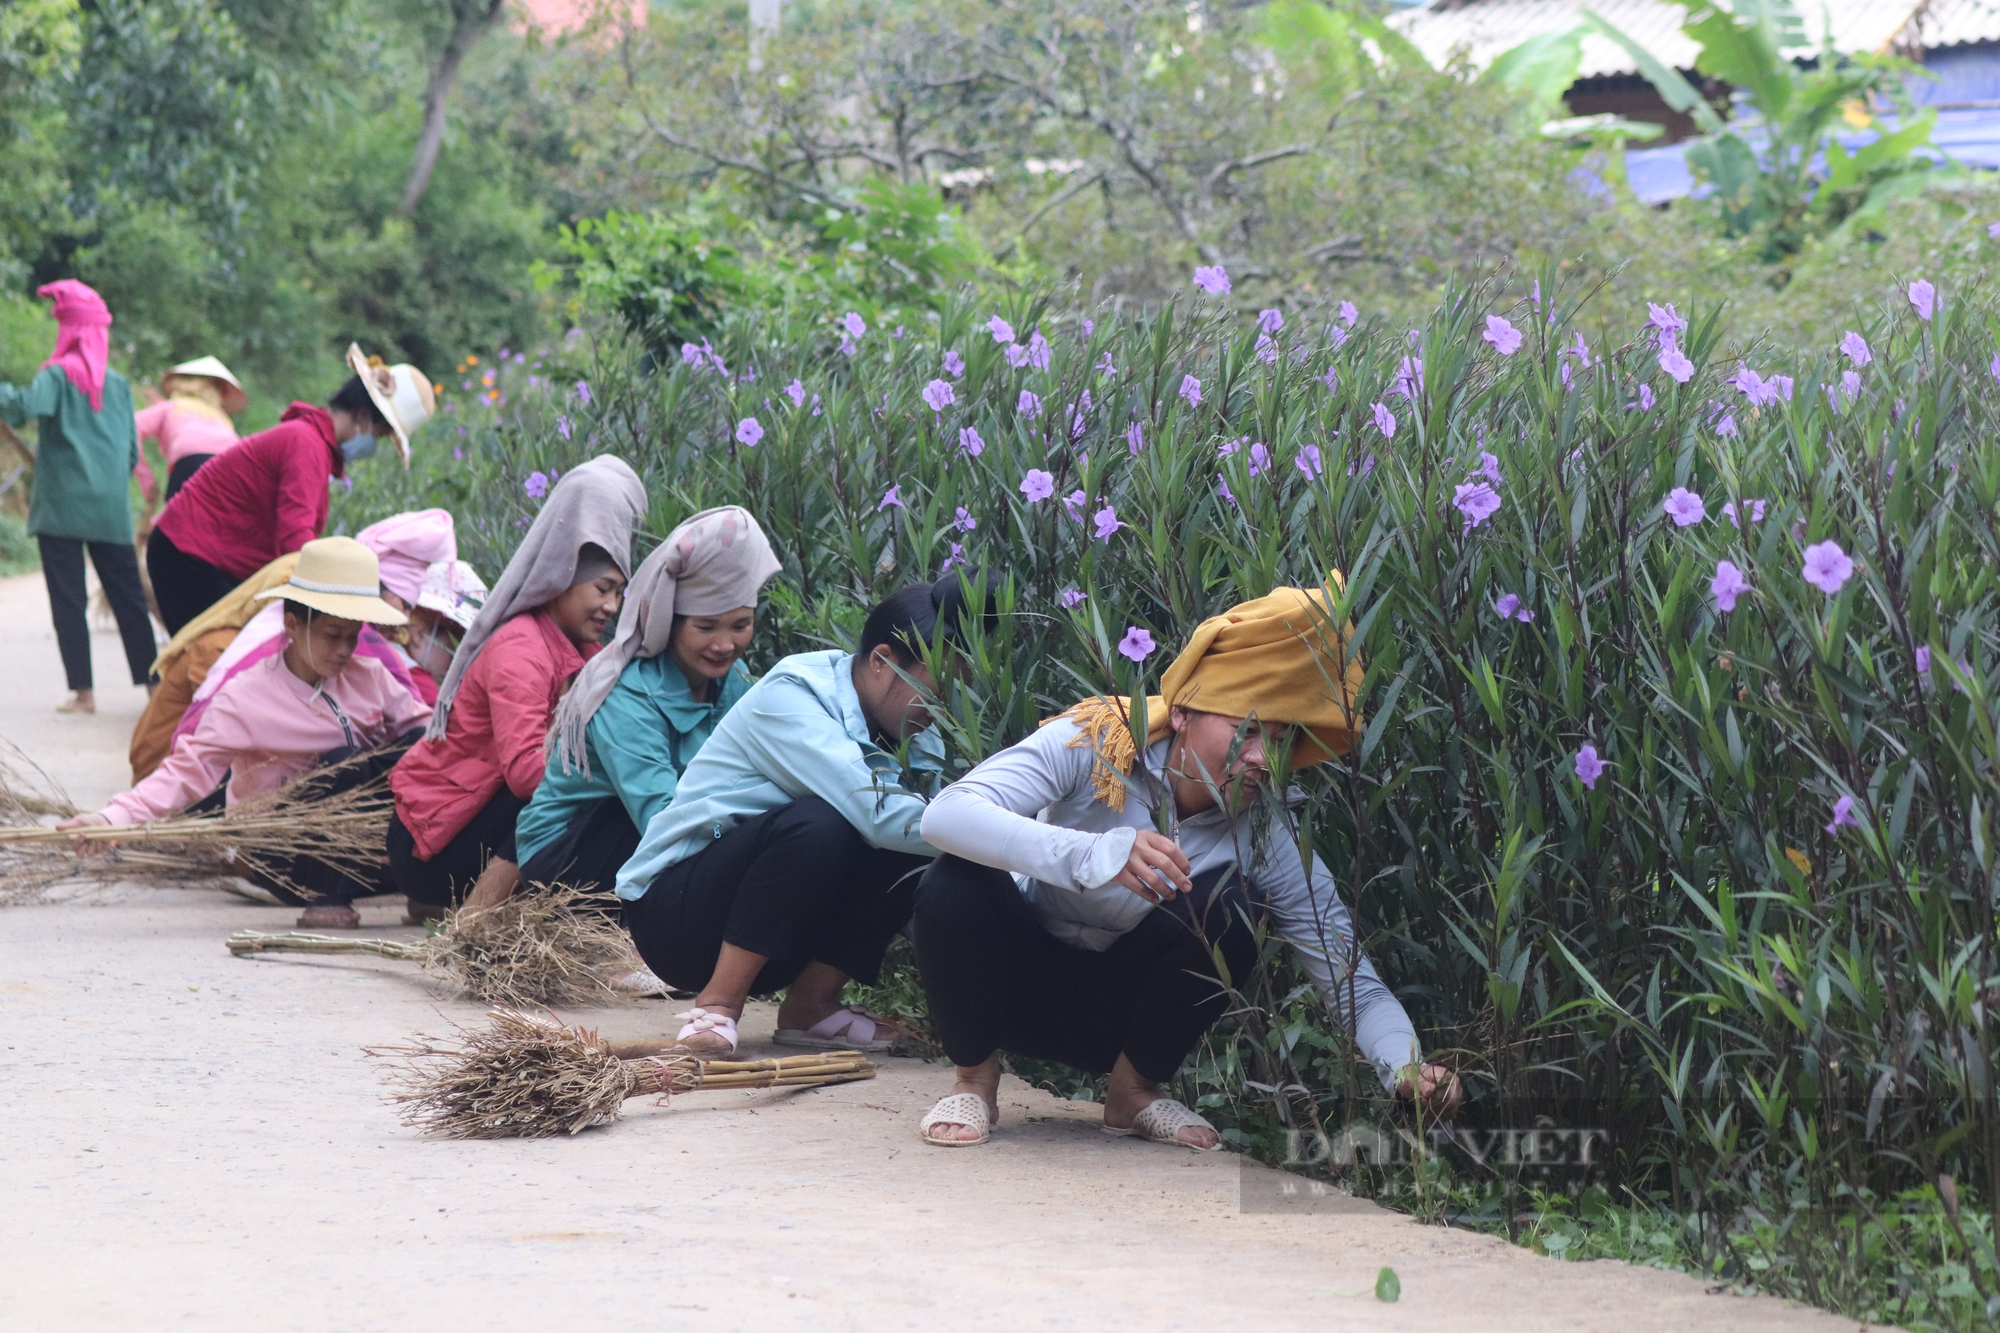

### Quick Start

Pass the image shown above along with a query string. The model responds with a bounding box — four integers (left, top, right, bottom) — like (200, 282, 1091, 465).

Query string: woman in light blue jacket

(614, 572, 995, 1059)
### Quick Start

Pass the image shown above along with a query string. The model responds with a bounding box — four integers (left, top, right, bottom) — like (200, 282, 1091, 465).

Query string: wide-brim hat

(253, 536, 408, 626)
(415, 558, 488, 630)
(345, 343, 435, 467)
(166, 356, 248, 415)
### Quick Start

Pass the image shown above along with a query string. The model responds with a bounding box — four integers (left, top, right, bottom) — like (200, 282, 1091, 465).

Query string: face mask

(340, 432, 378, 463)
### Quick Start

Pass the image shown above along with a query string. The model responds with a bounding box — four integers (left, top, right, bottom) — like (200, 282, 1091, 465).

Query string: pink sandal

(772, 1005, 899, 1052)
(675, 1006, 739, 1057)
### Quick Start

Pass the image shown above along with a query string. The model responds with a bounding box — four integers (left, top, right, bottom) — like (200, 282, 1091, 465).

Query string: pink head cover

(355, 508, 458, 606)
(36, 280, 112, 411)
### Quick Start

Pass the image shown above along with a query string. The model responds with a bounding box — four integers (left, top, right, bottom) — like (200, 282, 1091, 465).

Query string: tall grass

(336, 272, 2000, 1328)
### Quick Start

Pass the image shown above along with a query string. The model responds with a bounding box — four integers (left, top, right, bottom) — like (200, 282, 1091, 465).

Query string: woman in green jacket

(0, 281, 156, 714)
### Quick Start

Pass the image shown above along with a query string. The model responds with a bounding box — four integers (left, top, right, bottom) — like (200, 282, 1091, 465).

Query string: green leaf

(1579, 9, 1724, 132)
(1375, 1267, 1401, 1302)
(1479, 27, 1586, 111)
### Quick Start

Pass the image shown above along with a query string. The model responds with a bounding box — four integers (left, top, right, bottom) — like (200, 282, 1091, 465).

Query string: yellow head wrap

(148, 552, 301, 677)
(1053, 575, 1365, 810)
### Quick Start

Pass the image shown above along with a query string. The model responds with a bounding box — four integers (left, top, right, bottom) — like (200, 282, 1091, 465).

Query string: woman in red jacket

(388, 455, 647, 920)
(147, 345, 434, 635)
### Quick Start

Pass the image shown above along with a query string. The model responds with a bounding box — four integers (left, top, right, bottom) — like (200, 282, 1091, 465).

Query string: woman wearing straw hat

(61, 537, 432, 928)
(911, 579, 1461, 1150)
(0, 280, 161, 715)
(132, 356, 249, 528)
(146, 344, 434, 636)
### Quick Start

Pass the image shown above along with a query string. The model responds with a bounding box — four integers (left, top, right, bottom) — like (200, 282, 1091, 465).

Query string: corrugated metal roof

(1905, 0, 2000, 52)
(1388, 1, 1933, 81)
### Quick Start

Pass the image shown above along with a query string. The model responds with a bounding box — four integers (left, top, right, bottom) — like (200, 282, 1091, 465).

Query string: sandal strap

(806, 1005, 882, 1043)
(675, 1007, 738, 1038)
(1132, 1098, 1215, 1143)
(919, 1092, 993, 1140)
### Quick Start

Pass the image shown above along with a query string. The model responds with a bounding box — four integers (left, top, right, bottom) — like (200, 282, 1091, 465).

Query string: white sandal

(1103, 1097, 1220, 1152)
(675, 1006, 739, 1057)
(773, 1005, 899, 1053)
(919, 1092, 994, 1147)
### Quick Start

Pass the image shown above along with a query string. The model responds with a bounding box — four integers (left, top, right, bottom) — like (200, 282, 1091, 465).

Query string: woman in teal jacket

(516, 506, 782, 901)
(0, 281, 156, 713)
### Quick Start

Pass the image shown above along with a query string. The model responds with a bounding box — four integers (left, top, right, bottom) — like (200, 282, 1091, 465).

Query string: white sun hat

(415, 558, 488, 630)
(345, 343, 436, 466)
(166, 356, 248, 414)
(253, 537, 409, 626)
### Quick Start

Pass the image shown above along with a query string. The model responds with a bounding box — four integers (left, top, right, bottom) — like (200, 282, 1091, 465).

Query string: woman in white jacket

(913, 581, 1461, 1150)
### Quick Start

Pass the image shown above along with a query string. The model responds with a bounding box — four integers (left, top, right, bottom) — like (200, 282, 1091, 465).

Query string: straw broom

(227, 884, 638, 1008)
(369, 1009, 877, 1139)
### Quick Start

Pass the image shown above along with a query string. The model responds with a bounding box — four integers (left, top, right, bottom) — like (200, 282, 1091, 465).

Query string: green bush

(338, 269, 2000, 1327)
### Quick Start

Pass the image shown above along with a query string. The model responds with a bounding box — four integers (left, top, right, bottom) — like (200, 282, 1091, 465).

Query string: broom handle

(0, 810, 390, 845)
(227, 931, 425, 960)
(692, 1068, 877, 1090)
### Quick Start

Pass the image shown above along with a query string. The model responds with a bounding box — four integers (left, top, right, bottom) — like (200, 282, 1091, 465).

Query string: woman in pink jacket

(388, 456, 646, 920)
(132, 356, 247, 526)
(62, 538, 430, 928)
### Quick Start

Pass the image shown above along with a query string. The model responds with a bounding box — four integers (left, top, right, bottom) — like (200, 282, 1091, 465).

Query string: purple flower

(1494, 593, 1533, 623)
(1179, 375, 1203, 408)
(1711, 560, 1749, 612)
(1296, 444, 1322, 479)
(556, 415, 571, 440)
(1842, 369, 1862, 401)
(1840, 331, 1871, 366)
(1218, 438, 1242, 459)
(1908, 280, 1936, 321)
(839, 335, 857, 357)
(1574, 744, 1605, 789)
(1216, 475, 1237, 507)
(893, 325, 906, 339)
(452, 446, 463, 460)
(1319, 365, 1340, 392)
(986, 316, 1014, 344)
(1126, 421, 1144, 455)
(1825, 794, 1861, 834)
(1325, 326, 1348, 353)
(940, 541, 965, 572)
(1645, 303, 1686, 340)
(1715, 412, 1738, 438)
(1483, 315, 1523, 355)
(1723, 499, 1766, 527)
(1092, 505, 1120, 541)
(1633, 383, 1656, 412)
(1990, 354, 2000, 384)
(1454, 482, 1501, 528)
(1916, 645, 1932, 676)
(1730, 365, 1777, 406)
(681, 342, 707, 368)
(524, 471, 549, 499)
(1472, 450, 1503, 486)
(923, 379, 956, 412)
(1990, 221, 2000, 238)
(878, 485, 904, 511)
(1192, 265, 1230, 296)
(1339, 301, 1359, 327)
(1659, 342, 1695, 383)
(1019, 469, 1054, 502)
(1802, 541, 1854, 594)
(1018, 389, 1042, 416)
(1255, 333, 1278, 365)
(785, 378, 806, 408)
(943, 350, 965, 377)
(1371, 402, 1396, 437)
(575, 381, 592, 404)
(1567, 332, 1592, 367)
(1004, 342, 1030, 369)
(1096, 352, 1117, 378)
(958, 426, 984, 457)
(1663, 487, 1706, 527)
(1060, 587, 1086, 609)
(1063, 490, 1087, 521)
(1248, 443, 1271, 476)
(1258, 308, 1284, 334)
(1118, 627, 1156, 661)
(842, 312, 867, 339)
(735, 417, 765, 447)
(1082, 318, 1094, 335)
(954, 506, 977, 532)
(1393, 356, 1424, 400)
(1025, 331, 1052, 371)
(1772, 374, 1793, 401)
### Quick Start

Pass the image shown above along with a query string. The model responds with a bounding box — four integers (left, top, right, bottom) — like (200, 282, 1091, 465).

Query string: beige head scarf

(550, 505, 781, 774)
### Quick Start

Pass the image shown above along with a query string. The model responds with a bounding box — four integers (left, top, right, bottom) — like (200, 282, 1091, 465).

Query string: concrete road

(0, 573, 1869, 1331)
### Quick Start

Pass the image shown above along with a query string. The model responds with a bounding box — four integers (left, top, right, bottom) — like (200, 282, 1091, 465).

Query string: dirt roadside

(0, 572, 1874, 1331)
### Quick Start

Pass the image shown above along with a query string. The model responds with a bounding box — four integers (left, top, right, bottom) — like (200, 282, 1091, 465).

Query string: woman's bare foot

(298, 903, 361, 929)
(1102, 1054, 1218, 1150)
(925, 1054, 1002, 1144)
(56, 690, 94, 714)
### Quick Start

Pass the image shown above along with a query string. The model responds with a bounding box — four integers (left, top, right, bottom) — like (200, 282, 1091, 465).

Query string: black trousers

(38, 535, 155, 690)
(387, 787, 527, 911)
(913, 857, 1260, 1083)
(250, 735, 418, 905)
(518, 796, 640, 901)
(146, 525, 242, 637)
(162, 452, 213, 501)
(624, 796, 931, 997)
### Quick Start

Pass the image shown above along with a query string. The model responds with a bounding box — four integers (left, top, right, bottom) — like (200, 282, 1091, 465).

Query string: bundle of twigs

(369, 1008, 876, 1138)
(0, 764, 394, 904)
(227, 885, 637, 1007)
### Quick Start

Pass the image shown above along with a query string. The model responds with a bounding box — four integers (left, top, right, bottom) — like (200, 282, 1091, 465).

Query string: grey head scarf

(549, 505, 781, 774)
(425, 454, 648, 741)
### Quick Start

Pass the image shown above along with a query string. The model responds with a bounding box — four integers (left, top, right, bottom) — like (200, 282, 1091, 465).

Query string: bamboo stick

(227, 930, 425, 960)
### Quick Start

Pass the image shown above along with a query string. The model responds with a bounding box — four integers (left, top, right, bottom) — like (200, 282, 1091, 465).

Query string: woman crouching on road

(912, 578, 1461, 1150)
(612, 572, 997, 1059)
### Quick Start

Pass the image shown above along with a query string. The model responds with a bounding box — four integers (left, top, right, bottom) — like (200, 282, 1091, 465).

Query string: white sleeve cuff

(1074, 825, 1137, 891)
